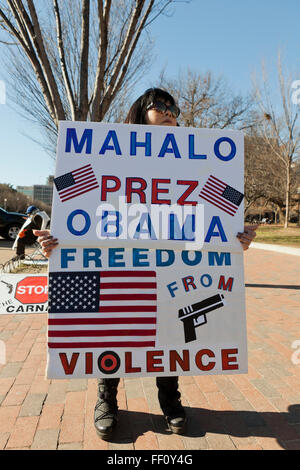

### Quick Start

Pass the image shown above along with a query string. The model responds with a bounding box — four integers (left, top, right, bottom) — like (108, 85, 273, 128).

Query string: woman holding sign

(34, 87, 257, 440)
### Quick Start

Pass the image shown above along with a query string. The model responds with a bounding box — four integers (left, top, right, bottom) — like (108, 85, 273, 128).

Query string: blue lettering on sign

(59, 248, 236, 269)
(109, 248, 125, 267)
(156, 250, 175, 267)
(65, 128, 93, 154)
(167, 281, 179, 298)
(101, 210, 122, 237)
(130, 132, 152, 156)
(181, 250, 202, 265)
(200, 274, 212, 287)
(208, 252, 231, 266)
(133, 213, 157, 239)
(133, 248, 150, 267)
(61, 248, 77, 268)
(166, 273, 213, 298)
(99, 130, 122, 155)
(214, 137, 236, 161)
(158, 133, 181, 158)
(205, 216, 227, 242)
(188, 135, 206, 159)
(67, 209, 91, 236)
(169, 213, 195, 241)
(83, 248, 102, 268)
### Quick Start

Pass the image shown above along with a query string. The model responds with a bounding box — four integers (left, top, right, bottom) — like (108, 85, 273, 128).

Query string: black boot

(156, 376, 187, 434)
(94, 378, 120, 440)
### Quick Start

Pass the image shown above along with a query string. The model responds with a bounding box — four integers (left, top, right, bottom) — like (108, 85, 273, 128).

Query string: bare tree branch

(107, 0, 155, 112)
(0, 7, 27, 48)
(53, 0, 76, 119)
(0, 0, 183, 152)
(97, 0, 147, 120)
(78, 0, 89, 119)
(26, 0, 65, 121)
(1, 1, 58, 121)
(159, 69, 252, 130)
(90, 0, 111, 121)
(252, 52, 300, 227)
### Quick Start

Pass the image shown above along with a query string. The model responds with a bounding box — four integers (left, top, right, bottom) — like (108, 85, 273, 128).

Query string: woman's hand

(33, 230, 59, 258)
(236, 225, 258, 251)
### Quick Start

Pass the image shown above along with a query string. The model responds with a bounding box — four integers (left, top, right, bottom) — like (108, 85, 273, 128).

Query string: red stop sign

(15, 276, 48, 304)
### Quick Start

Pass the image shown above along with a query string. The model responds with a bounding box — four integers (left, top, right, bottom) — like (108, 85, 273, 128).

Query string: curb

(250, 242, 300, 256)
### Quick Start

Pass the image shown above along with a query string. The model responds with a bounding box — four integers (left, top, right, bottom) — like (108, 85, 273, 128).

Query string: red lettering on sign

(99, 175, 201, 205)
(182, 276, 196, 292)
(125, 351, 142, 373)
(218, 275, 234, 292)
(195, 349, 215, 371)
(85, 352, 93, 374)
(151, 178, 171, 204)
(221, 348, 239, 370)
(177, 180, 198, 205)
(125, 177, 147, 203)
(59, 352, 79, 375)
(146, 350, 164, 372)
(101, 175, 121, 201)
(169, 350, 190, 372)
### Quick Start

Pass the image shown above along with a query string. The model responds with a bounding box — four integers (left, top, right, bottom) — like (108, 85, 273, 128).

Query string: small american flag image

(54, 164, 99, 202)
(48, 271, 157, 349)
(199, 175, 244, 216)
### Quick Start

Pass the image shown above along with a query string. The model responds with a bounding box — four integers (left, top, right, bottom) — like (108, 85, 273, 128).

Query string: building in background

(17, 175, 54, 206)
(16, 185, 34, 200)
(33, 184, 53, 206)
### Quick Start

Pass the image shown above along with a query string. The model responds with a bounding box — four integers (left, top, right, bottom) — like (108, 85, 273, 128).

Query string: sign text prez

(52, 122, 244, 249)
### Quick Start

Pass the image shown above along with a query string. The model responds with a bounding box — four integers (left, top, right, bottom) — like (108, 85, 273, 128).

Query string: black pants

(98, 376, 180, 413)
(16, 238, 27, 256)
(16, 234, 37, 256)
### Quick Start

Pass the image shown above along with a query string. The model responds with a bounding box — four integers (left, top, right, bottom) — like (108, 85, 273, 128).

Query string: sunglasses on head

(146, 100, 180, 118)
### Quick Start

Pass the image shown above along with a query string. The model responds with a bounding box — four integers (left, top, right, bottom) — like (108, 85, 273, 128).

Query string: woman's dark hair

(124, 87, 177, 124)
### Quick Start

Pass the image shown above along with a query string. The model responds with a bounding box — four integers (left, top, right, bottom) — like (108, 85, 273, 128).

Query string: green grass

(253, 224, 300, 247)
(9, 264, 48, 274)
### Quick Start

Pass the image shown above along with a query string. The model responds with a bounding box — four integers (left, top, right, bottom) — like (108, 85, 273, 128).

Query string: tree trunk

(284, 161, 291, 228)
(0, 0, 179, 152)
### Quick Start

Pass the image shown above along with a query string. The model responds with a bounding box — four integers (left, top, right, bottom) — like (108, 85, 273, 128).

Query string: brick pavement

(0, 238, 16, 265)
(0, 247, 299, 450)
(0, 237, 36, 265)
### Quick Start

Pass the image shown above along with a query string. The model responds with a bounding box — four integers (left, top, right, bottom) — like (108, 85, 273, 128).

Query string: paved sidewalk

(251, 242, 300, 257)
(0, 237, 37, 266)
(0, 247, 299, 450)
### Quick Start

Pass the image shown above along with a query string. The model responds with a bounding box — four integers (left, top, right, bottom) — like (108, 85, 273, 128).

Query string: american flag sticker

(199, 175, 244, 216)
(48, 271, 157, 349)
(54, 164, 99, 202)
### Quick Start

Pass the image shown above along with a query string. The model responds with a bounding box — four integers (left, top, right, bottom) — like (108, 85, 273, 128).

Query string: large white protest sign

(51, 122, 244, 250)
(47, 122, 246, 379)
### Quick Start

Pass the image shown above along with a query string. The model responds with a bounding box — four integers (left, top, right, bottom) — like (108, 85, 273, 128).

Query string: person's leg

(156, 376, 186, 434)
(16, 238, 26, 259)
(94, 377, 120, 439)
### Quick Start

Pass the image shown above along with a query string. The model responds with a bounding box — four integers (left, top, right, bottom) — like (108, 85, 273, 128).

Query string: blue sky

(1, 0, 300, 189)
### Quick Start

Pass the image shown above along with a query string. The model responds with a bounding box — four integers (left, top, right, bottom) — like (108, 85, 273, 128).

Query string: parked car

(0, 207, 28, 241)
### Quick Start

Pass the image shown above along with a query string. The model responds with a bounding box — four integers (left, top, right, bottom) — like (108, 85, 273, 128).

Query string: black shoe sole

(165, 418, 187, 435)
(168, 424, 186, 435)
(95, 427, 114, 440)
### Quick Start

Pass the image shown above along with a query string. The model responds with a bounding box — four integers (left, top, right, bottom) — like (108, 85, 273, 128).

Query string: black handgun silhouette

(1, 280, 13, 294)
(178, 293, 225, 343)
